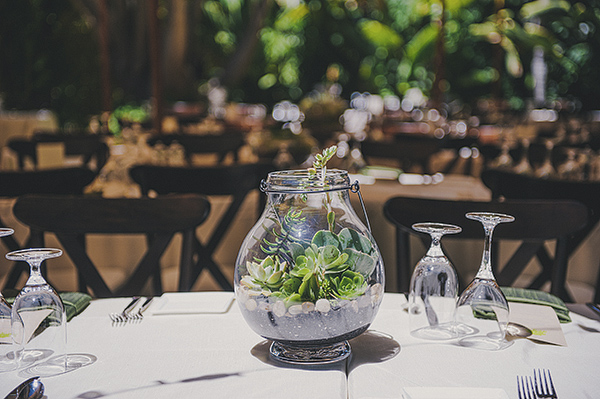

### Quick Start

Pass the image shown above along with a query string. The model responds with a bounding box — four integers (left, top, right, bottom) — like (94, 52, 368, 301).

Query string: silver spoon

(3, 376, 44, 399)
(506, 322, 532, 338)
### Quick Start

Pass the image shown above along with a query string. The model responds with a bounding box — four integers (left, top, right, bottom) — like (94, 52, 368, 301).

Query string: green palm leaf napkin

(474, 287, 571, 323)
(6, 291, 92, 322)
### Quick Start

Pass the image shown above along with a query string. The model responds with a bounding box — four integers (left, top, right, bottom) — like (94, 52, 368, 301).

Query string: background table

(0, 110, 59, 169)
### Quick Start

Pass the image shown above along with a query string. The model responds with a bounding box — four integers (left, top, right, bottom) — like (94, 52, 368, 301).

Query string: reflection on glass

(408, 223, 463, 340)
(455, 212, 514, 351)
(8, 248, 66, 376)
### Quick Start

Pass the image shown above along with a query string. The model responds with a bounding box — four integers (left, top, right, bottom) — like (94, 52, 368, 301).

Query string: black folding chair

(481, 169, 600, 302)
(0, 167, 96, 289)
(12, 194, 211, 297)
(129, 163, 272, 291)
(7, 132, 109, 172)
(361, 135, 444, 174)
(383, 196, 589, 302)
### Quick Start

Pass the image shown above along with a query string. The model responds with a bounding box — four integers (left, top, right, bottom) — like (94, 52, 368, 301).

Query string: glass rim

(412, 222, 462, 234)
(5, 247, 63, 261)
(262, 169, 352, 193)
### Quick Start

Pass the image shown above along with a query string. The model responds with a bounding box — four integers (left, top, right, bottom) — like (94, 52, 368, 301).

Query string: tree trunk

(220, 0, 274, 88)
(163, 0, 193, 98)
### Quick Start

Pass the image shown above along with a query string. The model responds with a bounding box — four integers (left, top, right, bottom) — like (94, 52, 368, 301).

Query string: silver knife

(586, 302, 600, 317)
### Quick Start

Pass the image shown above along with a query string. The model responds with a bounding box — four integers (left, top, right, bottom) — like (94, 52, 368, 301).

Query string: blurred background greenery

(1, 0, 599, 127)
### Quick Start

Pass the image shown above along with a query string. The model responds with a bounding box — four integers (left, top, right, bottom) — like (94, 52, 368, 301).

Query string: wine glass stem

(26, 259, 46, 286)
(426, 233, 444, 257)
(475, 223, 496, 280)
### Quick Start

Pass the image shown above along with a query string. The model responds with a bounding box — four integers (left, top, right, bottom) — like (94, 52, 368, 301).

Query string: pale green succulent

(291, 243, 349, 278)
(330, 270, 367, 300)
(287, 243, 350, 301)
(241, 255, 288, 291)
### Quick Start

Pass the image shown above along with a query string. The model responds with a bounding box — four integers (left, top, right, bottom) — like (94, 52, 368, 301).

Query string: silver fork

(109, 296, 141, 323)
(128, 297, 154, 322)
(535, 369, 558, 398)
(517, 375, 537, 399)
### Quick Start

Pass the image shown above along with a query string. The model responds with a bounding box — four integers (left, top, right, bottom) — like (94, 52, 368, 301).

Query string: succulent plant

(240, 255, 288, 291)
(329, 270, 367, 300)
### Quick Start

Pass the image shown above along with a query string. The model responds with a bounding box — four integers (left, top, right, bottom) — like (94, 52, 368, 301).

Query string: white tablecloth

(1, 292, 599, 398)
(0, 292, 347, 399)
(348, 294, 600, 399)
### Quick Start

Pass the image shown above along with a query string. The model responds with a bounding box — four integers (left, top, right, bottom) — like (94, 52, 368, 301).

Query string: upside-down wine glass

(408, 223, 463, 340)
(0, 228, 20, 372)
(8, 248, 67, 376)
(455, 212, 514, 350)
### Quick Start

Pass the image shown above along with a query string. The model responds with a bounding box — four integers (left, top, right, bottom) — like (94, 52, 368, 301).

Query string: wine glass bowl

(408, 222, 462, 340)
(7, 248, 67, 376)
(455, 212, 515, 350)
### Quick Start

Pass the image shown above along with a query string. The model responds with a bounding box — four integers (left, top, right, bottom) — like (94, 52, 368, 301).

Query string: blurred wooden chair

(146, 130, 245, 165)
(129, 163, 272, 290)
(383, 196, 589, 302)
(481, 168, 600, 303)
(361, 135, 444, 173)
(12, 193, 211, 297)
(7, 131, 109, 172)
(0, 167, 96, 289)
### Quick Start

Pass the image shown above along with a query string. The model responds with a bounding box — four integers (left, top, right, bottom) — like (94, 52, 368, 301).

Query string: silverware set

(517, 369, 558, 399)
(108, 296, 154, 324)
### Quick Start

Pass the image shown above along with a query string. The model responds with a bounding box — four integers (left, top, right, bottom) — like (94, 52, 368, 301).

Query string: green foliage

(3, 0, 600, 123)
(313, 145, 337, 170)
(260, 209, 308, 264)
(0, 0, 100, 127)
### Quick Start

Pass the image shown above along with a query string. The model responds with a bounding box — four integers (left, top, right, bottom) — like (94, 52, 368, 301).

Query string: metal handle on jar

(351, 180, 372, 234)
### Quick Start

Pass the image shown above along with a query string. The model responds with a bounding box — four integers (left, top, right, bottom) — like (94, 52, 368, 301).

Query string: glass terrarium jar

(234, 169, 385, 364)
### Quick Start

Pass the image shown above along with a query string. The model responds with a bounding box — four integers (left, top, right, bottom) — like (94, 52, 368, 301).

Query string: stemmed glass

(408, 223, 462, 340)
(8, 248, 67, 376)
(455, 212, 514, 350)
(0, 228, 20, 372)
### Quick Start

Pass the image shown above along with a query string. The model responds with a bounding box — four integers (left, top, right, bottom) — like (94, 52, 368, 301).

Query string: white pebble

(273, 301, 286, 317)
(315, 298, 331, 313)
(288, 305, 303, 315)
(358, 294, 371, 308)
(302, 302, 315, 313)
(245, 298, 257, 311)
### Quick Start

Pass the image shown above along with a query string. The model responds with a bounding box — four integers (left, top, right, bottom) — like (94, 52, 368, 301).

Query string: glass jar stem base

(270, 340, 351, 365)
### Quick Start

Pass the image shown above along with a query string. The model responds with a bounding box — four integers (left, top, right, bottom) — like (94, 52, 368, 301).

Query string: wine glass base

(411, 325, 459, 340)
(270, 340, 351, 365)
(457, 335, 514, 351)
(20, 353, 97, 377)
(0, 359, 18, 373)
(411, 322, 479, 340)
